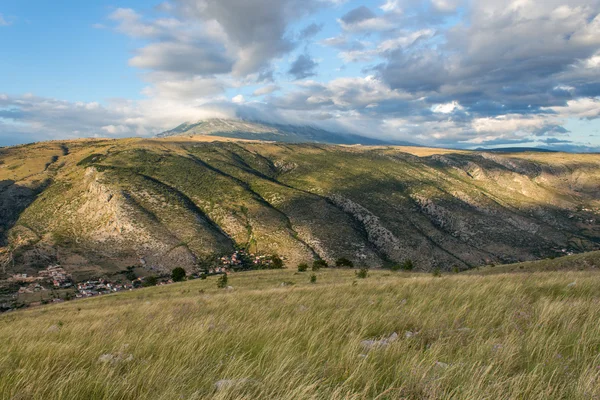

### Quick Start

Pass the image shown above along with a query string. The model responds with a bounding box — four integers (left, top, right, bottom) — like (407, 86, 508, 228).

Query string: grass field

(1, 267, 600, 399)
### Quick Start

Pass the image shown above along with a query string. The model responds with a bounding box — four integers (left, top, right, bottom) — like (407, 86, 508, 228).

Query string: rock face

(2, 138, 600, 276)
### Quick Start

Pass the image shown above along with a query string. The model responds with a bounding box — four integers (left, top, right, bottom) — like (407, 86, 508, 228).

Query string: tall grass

(1, 269, 600, 399)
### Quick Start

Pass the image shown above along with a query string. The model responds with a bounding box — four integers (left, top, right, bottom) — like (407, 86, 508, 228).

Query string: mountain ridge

(2, 137, 600, 283)
(157, 118, 418, 146)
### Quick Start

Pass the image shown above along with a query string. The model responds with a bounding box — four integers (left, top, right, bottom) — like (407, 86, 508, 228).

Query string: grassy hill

(1, 267, 600, 399)
(2, 136, 600, 280)
(467, 250, 600, 275)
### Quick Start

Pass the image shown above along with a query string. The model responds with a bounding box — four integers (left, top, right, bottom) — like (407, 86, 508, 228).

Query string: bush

(122, 266, 137, 281)
(313, 259, 328, 271)
(355, 267, 369, 279)
(297, 263, 308, 272)
(271, 255, 284, 269)
(171, 267, 186, 282)
(391, 260, 414, 271)
(310, 274, 317, 284)
(143, 276, 158, 287)
(402, 260, 415, 271)
(335, 257, 354, 268)
(217, 274, 228, 289)
(432, 268, 442, 277)
(452, 265, 461, 274)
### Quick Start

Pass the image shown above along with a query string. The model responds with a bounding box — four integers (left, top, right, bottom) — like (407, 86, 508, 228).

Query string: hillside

(467, 250, 600, 275)
(1, 267, 600, 399)
(2, 136, 600, 281)
(158, 119, 415, 146)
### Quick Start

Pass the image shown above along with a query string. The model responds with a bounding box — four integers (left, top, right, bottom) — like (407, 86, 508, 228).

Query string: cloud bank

(1, 0, 600, 151)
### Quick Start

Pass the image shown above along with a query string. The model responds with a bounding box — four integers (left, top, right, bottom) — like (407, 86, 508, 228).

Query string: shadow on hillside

(0, 179, 47, 246)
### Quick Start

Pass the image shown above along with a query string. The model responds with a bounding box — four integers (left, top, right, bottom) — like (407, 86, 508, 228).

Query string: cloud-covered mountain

(157, 118, 417, 146)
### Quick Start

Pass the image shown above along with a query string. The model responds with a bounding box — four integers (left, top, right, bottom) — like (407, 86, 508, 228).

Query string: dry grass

(1, 268, 600, 399)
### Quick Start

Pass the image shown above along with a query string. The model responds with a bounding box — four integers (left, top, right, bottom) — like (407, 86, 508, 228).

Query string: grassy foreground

(1, 269, 600, 399)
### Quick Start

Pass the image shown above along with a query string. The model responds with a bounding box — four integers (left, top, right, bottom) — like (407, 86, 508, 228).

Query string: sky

(1, 0, 600, 150)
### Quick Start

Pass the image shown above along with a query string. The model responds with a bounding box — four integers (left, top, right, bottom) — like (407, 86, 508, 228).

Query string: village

(1, 250, 285, 312)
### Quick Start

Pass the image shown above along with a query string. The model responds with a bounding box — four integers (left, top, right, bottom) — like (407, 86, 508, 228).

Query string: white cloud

(253, 85, 280, 96)
(232, 94, 246, 104)
(431, 101, 464, 114)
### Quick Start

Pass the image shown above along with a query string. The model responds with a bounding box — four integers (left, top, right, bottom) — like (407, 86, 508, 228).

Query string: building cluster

(17, 282, 47, 294)
(38, 265, 72, 288)
(76, 280, 133, 298)
(217, 250, 274, 272)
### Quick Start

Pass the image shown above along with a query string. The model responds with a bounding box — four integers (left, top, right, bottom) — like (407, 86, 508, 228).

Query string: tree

(143, 276, 158, 287)
(217, 274, 228, 289)
(313, 259, 328, 271)
(271, 255, 284, 269)
(297, 263, 308, 272)
(171, 267, 186, 282)
(335, 257, 354, 268)
(355, 267, 369, 279)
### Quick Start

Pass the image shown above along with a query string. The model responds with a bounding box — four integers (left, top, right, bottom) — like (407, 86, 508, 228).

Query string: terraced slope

(1, 137, 600, 278)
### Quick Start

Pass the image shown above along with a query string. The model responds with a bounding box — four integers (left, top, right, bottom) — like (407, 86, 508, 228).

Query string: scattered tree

(271, 255, 284, 269)
(313, 259, 328, 271)
(297, 263, 308, 272)
(122, 266, 137, 281)
(217, 274, 228, 289)
(143, 276, 158, 287)
(335, 257, 354, 268)
(171, 267, 186, 282)
(355, 267, 369, 279)
(403, 260, 415, 271)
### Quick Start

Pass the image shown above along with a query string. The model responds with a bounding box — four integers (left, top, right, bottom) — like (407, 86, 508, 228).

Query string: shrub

(217, 274, 228, 289)
(335, 257, 354, 268)
(452, 265, 461, 274)
(402, 260, 415, 271)
(313, 259, 328, 271)
(271, 255, 284, 269)
(432, 268, 442, 277)
(310, 274, 317, 284)
(298, 263, 308, 272)
(122, 266, 137, 281)
(355, 267, 369, 279)
(143, 276, 158, 287)
(171, 267, 186, 282)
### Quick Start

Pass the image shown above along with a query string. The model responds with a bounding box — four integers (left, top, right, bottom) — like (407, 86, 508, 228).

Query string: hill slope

(2, 268, 600, 399)
(2, 137, 600, 278)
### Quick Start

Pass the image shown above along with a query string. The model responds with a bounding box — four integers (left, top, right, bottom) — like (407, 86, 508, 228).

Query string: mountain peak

(157, 118, 416, 146)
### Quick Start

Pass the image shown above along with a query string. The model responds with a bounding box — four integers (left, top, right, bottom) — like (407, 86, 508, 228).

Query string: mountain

(158, 118, 417, 146)
(2, 137, 600, 281)
(474, 147, 559, 153)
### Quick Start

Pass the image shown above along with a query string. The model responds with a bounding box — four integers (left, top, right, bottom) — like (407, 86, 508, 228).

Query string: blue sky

(1, 0, 600, 151)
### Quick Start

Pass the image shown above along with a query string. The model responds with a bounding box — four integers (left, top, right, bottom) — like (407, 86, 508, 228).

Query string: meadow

(1, 267, 600, 399)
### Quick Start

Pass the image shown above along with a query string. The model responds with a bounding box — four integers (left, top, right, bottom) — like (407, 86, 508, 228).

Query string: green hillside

(2, 136, 600, 280)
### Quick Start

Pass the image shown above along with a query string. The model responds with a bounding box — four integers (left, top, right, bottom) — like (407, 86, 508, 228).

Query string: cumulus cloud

(3, 0, 600, 151)
(253, 84, 280, 96)
(339, 6, 393, 32)
(299, 23, 324, 40)
(288, 54, 319, 80)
